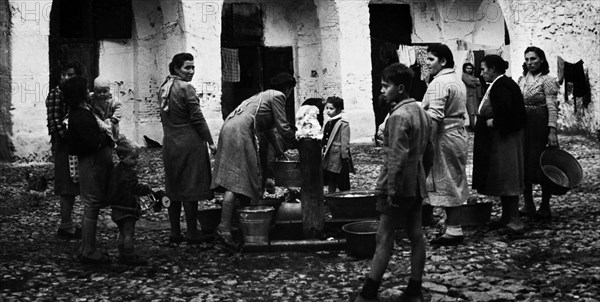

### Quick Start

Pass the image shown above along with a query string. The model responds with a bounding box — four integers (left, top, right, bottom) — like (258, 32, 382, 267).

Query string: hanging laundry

(221, 48, 240, 82)
(397, 45, 417, 67)
(557, 56, 591, 112)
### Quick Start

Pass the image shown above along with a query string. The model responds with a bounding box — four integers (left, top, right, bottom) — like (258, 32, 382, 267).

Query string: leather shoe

(430, 234, 464, 246)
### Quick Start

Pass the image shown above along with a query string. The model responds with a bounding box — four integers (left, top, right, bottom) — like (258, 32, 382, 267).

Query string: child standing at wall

(108, 139, 152, 266)
(90, 77, 122, 142)
(321, 96, 354, 193)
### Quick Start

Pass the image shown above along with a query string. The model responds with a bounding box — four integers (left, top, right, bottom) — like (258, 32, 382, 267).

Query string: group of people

(353, 44, 560, 302)
(46, 43, 560, 299)
(47, 62, 151, 265)
(46, 52, 356, 262)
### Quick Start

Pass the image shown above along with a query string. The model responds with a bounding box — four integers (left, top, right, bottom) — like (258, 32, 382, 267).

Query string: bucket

(270, 160, 302, 187)
(539, 149, 583, 195)
(342, 221, 378, 259)
(238, 206, 275, 244)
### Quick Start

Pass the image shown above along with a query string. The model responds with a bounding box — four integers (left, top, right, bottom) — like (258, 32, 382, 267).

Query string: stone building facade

(0, 0, 598, 161)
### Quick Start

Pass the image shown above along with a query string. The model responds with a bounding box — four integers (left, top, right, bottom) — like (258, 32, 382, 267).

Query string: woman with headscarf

(211, 73, 297, 249)
(422, 44, 469, 246)
(473, 55, 527, 233)
(160, 53, 216, 244)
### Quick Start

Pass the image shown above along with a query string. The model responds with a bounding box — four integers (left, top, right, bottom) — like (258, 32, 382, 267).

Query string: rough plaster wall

(9, 0, 51, 160)
(499, 0, 600, 134)
(315, 0, 342, 101)
(180, 0, 223, 141)
(410, 0, 504, 47)
(98, 40, 136, 142)
(336, 0, 373, 143)
(263, 1, 294, 47)
(288, 0, 323, 106)
(131, 0, 167, 145)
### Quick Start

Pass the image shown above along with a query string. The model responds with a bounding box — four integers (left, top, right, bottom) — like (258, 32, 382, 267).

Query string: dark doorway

(49, 0, 132, 88)
(261, 47, 295, 128)
(220, 3, 294, 120)
(369, 4, 412, 144)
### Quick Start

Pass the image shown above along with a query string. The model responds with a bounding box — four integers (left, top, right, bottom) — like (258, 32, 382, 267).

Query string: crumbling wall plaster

(336, 0, 373, 143)
(499, 0, 600, 134)
(179, 0, 223, 140)
(8, 0, 51, 161)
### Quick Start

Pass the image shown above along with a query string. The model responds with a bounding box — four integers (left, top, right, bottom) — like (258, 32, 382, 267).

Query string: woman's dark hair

(481, 55, 509, 74)
(381, 63, 414, 93)
(269, 72, 296, 93)
(169, 53, 194, 75)
(326, 96, 344, 110)
(62, 76, 89, 108)
(61, 61, 85, 76)
(462, 62, 474, 73)
(521, 46, 550, 76)
(427, 44, 455, 68)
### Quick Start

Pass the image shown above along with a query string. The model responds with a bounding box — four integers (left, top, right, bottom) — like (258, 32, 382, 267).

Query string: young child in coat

(89, 77, 122, 143)
(108, 139, 152, 266)
(321, 96, 354, 193)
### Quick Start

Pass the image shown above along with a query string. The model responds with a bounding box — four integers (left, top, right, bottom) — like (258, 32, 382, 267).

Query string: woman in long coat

(473, 55, 527, 233)
(160, 53, 216, 244)
(422, 44, 469, 246)
(212, 73, 297, 248)
(517, 46, 560, 219)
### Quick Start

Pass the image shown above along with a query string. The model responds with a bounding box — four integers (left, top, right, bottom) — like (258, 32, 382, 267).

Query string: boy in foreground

(353, 63, 434, 302)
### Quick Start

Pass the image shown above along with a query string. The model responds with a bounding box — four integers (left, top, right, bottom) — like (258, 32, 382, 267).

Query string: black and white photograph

(0, 0, 599, 301)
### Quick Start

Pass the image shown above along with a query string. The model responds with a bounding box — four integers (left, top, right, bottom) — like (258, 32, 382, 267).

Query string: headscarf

(159, 75, 182, 112)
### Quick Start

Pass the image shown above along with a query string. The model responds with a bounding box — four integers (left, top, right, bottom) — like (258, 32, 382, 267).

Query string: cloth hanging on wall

(414, 46, 430, 82)
(557, 57, 591, 112)
(397, 45, 417, 67)
(221, 48, 240, 82)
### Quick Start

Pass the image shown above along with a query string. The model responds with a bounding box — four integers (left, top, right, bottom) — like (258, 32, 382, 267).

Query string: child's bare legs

(117, 219, 135, 255)
(405, 208, 425, 283)
(117, 218, 147, 265)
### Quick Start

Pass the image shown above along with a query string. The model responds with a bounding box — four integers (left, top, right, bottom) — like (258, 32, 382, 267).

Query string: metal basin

(325, 190, 378, 219)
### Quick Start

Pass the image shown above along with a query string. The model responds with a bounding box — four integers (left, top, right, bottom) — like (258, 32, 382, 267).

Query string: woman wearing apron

(211, 73, 297, 249)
